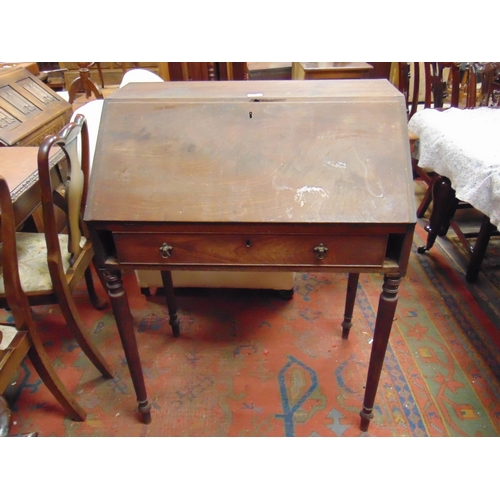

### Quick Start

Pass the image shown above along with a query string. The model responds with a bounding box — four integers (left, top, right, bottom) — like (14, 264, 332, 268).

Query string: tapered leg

(359, 273, 401, 431)
(342, 273, 359, 339)
(104, 270, 151, 424)
(160, 271, 180, 337)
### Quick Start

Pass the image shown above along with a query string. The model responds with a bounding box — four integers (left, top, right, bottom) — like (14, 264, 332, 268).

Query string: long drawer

(113, 232, 388, 267)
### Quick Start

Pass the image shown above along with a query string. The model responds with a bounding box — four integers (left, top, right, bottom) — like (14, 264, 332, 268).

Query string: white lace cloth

(408, 107, 500, 227)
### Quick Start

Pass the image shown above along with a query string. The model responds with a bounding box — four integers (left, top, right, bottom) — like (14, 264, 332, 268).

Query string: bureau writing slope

(84, 79, 416, 431)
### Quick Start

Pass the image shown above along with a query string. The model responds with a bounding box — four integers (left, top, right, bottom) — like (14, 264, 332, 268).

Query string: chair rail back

(37, 114, 89, 269)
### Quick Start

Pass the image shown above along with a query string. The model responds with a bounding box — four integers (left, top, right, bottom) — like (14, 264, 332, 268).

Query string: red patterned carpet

(2, 224, 500, 437)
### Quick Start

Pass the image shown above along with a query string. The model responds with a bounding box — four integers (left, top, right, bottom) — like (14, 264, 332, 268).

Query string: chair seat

(0, 324, 18, 350)
(0, 232, 84, 294)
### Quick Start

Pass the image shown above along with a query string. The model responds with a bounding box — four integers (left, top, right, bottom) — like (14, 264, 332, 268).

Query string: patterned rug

(3, 224, 500, 437)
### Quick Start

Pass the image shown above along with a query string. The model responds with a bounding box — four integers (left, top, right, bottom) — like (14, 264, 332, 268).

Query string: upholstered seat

(0, 233, 85, 294)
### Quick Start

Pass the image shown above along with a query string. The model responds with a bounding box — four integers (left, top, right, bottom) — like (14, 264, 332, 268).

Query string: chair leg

(84, 267, 108, 310)
(418, 175, 458, 254)
(465, 216, 495, 283)
(342, 272, 359, 339)
(27, 332, 87, 421)
(56, 286, 114, 379)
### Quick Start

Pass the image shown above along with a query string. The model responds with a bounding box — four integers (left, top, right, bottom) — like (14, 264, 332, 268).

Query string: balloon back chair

(0, 175, 87, 421)
(0, 114, 113, 387)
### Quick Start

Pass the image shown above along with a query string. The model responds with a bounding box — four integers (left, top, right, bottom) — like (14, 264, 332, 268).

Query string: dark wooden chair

(0, 114, 113, 380)
(415, 62, 500, 282)
(398, 62, 421, 120)
(0, 175, 87, 421)
(406, 63, 465, 218)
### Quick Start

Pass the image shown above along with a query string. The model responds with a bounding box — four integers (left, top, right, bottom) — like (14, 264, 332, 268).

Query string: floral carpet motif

(3, 224, 500, 437)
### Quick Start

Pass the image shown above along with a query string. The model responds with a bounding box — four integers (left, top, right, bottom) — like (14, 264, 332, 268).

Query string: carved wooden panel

(0, 107, 21, 133)
(0, 67, 72, 146)
(18, 77, 57, 105)
(0, 85, 41, 117)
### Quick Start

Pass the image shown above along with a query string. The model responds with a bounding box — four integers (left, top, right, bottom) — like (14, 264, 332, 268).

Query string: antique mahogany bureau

(85, 79, 416, 431)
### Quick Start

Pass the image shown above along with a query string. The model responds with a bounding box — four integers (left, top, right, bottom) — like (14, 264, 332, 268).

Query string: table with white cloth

(408, 107, 500, 281)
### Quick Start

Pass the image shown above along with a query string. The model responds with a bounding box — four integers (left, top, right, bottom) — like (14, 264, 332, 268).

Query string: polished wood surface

(85, 79, 416, 430)
(292, 62, 373, 80)
(0, 68, 72, 147)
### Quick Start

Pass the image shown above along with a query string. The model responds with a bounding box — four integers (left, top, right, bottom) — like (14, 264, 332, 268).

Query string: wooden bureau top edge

(86, 80, 416, 226)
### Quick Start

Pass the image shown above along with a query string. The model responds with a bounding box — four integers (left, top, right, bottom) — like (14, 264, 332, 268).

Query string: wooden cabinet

(0, 67, 72, 147)
(292, 62, 374, 80)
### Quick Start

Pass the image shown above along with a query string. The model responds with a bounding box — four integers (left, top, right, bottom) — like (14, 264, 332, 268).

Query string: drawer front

(113, 232, 388, 267)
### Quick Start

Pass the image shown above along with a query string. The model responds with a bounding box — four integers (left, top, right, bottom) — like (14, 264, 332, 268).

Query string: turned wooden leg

(68, 63, 104, 104)
(359, 273, 401, 431)
(418, 175, 459, 254)
(160, 270, 180, 337)
(104, 270, 151, 424)
(342, 273, 359, 339)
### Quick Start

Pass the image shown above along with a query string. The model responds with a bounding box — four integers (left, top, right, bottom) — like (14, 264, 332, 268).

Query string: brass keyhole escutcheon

(159, 242, 173, 259)
(313, 243, 328, 260)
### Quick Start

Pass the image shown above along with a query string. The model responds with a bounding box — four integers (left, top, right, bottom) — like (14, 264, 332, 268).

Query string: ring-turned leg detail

(359, 273, 401, 431)
(104, 270, 152, 424)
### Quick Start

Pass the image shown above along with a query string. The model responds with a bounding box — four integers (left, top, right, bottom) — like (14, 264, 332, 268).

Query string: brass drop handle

(313, 243, 328, 260)
(159, 242, 173, 259)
